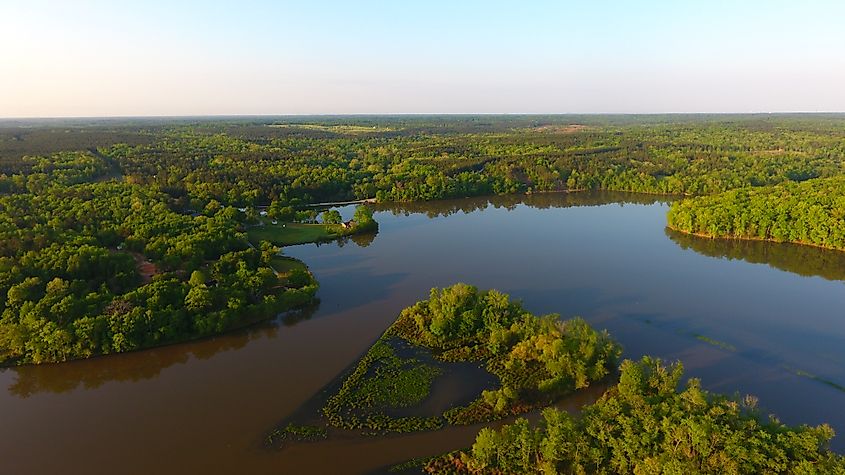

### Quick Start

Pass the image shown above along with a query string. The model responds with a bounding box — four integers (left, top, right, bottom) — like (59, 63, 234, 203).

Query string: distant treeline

(100, 118, 845, 206)
(5, 116, 844, 207)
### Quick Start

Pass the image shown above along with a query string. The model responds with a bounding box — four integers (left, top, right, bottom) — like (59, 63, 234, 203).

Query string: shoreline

(0, 257, 319, 368)
(303, 198, 377, 208)
(665, 224, 845, 253)
(0, 298, 319, 369)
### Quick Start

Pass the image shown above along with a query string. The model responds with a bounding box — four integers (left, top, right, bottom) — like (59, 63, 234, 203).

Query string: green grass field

(270, 256, 308, 275)
(247, 223, 338, 246)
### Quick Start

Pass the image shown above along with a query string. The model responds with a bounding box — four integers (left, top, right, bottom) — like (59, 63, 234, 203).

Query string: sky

(2, 0, 845, 117)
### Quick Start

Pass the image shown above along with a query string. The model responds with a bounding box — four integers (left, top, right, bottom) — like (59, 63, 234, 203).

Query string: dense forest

(668, 176, 845, 250)
(0, 150, 317, 364)
(422, 357, 845, 474)
(3, 114, 845, 364)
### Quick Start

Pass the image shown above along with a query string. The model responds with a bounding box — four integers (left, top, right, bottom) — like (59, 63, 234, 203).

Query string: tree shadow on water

(666, 228, 845, 282)
(2, 303, 327, 398)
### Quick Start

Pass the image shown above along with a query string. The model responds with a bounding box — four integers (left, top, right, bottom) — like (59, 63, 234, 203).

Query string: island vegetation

(270, 283, 619, 443)
(418, 357, 845, 474)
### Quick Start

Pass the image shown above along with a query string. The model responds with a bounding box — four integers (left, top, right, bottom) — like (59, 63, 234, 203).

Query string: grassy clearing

(247, 223, 338, 246)
(322, 339, 444, 433)
(270, 256, 307, 275)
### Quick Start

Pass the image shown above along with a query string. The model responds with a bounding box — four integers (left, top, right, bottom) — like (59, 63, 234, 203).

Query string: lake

(2, 191, 844, 474)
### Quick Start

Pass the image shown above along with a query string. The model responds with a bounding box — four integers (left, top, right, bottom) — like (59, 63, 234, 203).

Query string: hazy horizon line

(3, 111, 845, 121)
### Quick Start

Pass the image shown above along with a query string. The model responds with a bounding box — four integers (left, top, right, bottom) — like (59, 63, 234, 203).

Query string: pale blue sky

(2, 0, 844, 117)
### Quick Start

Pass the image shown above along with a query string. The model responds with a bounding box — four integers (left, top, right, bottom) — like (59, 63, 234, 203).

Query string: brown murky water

(2, 192, 845, 474)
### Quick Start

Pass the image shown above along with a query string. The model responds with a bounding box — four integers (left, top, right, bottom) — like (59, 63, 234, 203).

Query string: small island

(269, 284, 620, 445)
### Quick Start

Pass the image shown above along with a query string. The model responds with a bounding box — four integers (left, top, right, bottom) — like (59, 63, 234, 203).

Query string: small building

(259, 210, 268, 216)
